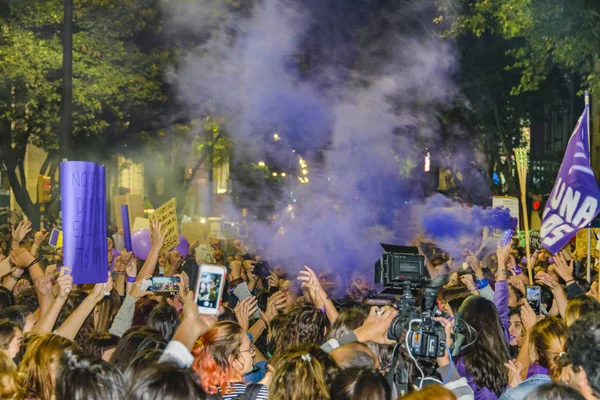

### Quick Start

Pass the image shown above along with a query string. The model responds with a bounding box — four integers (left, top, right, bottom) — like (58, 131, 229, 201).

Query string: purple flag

(60, 161, 108, 284)
(541, 105, 600, 253)
(121, 204, 132, 252)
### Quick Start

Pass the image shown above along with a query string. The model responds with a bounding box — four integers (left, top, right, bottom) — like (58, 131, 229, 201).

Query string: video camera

(374, 244, 448, 358)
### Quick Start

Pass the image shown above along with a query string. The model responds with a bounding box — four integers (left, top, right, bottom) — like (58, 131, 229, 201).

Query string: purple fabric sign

(60, 161, 108, 284)
(541, 105, 600, 253)
(121, 204, 132, 252)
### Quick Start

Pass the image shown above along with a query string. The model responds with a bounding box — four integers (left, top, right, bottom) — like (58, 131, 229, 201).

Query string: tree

(436, 0, 600, 94)
(0, 0, 171, 227)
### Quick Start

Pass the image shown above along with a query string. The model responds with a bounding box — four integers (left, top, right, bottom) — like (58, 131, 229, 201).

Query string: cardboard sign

(114, 194, 144, 231)
(519, 230, 542, 251)
(181, 222, 211, 244)
(60, 161, 108, 284)
(492, 196, 520, 235)
(132, 217, 149, 232)
(575, 229, 600, 259)
(149, 198, 179, 253)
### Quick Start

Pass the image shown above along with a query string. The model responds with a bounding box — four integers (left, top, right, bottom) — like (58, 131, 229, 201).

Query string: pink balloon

(173, 235, 189, 258)
(131, 229, 152, 260)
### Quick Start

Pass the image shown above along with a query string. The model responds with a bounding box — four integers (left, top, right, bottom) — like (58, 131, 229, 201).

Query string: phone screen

(150, 277, 180, 293)
(526, 286, 541, 315)
(196, 271, 224, 310)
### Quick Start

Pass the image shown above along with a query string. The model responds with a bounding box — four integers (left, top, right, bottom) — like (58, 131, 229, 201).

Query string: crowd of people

(0, 217, 599, 400)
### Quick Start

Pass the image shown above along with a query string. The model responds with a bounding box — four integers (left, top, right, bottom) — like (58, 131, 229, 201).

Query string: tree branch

(183, 131, 223, 193)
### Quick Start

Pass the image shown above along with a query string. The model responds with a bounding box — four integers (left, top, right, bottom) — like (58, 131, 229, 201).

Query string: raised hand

(234, 296, 258, 333)
(150, 220, 165, 250)
(553, 253, 575, 283)
(34, 274, 54, 296)
(34, 229, 49, 246)
(12, 220, 32, 244)
(129, 275, 153, 299)
(56, 267, 73, 299)
(505, 360, 524, 388)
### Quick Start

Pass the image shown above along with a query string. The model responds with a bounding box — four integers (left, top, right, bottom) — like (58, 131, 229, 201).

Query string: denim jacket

(498, 374, 551, 400)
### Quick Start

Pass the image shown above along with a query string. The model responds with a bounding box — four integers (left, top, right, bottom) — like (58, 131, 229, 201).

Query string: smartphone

(195, 265, 227, 315)
(526, 285, 542, 315)
(48, 229, 62, 248)
(150, 276, 180, 293)
(233, 281, 261, 319)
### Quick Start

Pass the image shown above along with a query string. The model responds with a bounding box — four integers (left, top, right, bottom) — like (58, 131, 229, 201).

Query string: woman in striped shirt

(191, 321, 269, 399)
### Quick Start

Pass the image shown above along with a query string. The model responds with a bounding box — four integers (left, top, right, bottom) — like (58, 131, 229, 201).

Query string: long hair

(269, 347, 330, 400)
(94, 289, 121, 332)
(0, 319, 19, 352)
(457, 295, 509, 395)
(273, 305, 326, 356)
(18, 333, 74, 400)
(565, 295, 600, 327)
(191, 321, 245, 395)
(54, 290, 94, 345)
(529, 318, 567, 380)
(83, 331, 119, 360)
(55, 348, 125, 400)
(109, 326, 166, 371)
(0, 349, 24, 400)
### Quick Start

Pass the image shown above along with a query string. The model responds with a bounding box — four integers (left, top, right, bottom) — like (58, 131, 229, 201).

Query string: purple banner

(541, 105, 600, 253)
(60, 161, 108, 284)
(121, 204, 132, 252)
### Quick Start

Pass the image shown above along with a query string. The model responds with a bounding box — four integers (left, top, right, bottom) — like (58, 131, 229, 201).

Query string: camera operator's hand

(354, 306, 398, 345)
(433, 316, 455, 367)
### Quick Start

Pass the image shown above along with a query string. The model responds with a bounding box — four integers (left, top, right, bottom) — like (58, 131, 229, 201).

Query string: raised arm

(137, 220, 165, 280)
(56, 278, 113, 340)
(30, 267, 72, 335)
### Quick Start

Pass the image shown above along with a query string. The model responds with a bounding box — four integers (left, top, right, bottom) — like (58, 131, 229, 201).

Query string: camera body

(407, 312, 446, 358)
(375, 244, 448, 359)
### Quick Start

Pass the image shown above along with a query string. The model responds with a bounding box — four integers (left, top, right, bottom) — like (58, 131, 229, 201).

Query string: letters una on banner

(541, 105, 600, 253)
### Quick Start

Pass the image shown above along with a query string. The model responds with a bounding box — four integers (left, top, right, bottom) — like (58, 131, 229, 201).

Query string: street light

(258, 161, 266, 167)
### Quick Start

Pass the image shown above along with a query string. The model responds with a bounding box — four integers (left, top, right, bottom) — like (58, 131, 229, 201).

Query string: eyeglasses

(240, 346, 256, 355)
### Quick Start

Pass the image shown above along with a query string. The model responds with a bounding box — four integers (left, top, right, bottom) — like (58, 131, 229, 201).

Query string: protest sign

(541, 104, 600, 253)
(61, 161, 108, 284)
(575, 229, 600, 259)
(149, 198, 179, 253)
(113, 194, 144, 231)
(492, 196, 520, 235)
(181, 222, 211, 244)
(519, 230, 542, 251)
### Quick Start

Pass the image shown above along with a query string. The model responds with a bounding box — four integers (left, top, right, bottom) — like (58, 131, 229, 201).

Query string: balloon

(173, 235, 189, 258)
(131, 229, 152, 260)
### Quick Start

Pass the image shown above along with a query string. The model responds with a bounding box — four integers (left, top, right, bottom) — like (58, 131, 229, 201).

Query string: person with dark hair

(540, 286, 554, 315)
(110, 326, 167, 371)
(55, 348, 125, 400)
(565, 312, 600, 400)
(272, 304, 327, 355)
(132, 298, 159, 327)
(0, 285, 15, 312)
(124, 349, 165, 381)
(525, 383, 586, 400)
(126, 363, 207, 400)
(0, 319, 23, 359)
(330, 367, 392, 400)
(440, 285, 471, 318)
(455, 243, 511, 400)
(14, 287, 39, 314)
(83, 331, 119, 361)
(0, 305, 34, 333)
(148, 302, 180, 341)
(509, 307, 525, 358)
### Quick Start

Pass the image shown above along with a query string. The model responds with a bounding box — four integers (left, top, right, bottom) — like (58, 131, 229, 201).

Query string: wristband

(318, 307, 326, 314)
(127, 276, 136, 283)
(476, 278, 489, 289)
(26, 258, 40, 269)
(513, 265, 523, 275)
(497, 269, 508, 276)
(565, 279, 575, 285)
(10, 273, 20, 281)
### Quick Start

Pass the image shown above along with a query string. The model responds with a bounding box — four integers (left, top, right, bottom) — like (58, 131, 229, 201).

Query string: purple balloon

(131, 229, 152, 260)
(173, 235, 189, 258)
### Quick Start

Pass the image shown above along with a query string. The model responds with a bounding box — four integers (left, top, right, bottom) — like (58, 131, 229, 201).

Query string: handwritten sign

(181, 222, 211, 244)
(149, 198, 179, 253)
(60, 161, 108, 284)
(492, 196, 520, 237)
(519, 230, 542, 251)
(575, 229, 600, 259)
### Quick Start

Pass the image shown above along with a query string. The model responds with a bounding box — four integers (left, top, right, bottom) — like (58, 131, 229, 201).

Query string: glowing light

(281, 172, 287, 177)
(302, 169, 308, 175)
(327, 177, 331, 181)
(272, 172, 278, 177)
(200, 218, 206, 223)
(273, 133, 281, 141)
(424, 152, 431, 172)
(258, 161, 266, 167)
(305, 178, 309, 183)
(293, 198, 297, 202)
